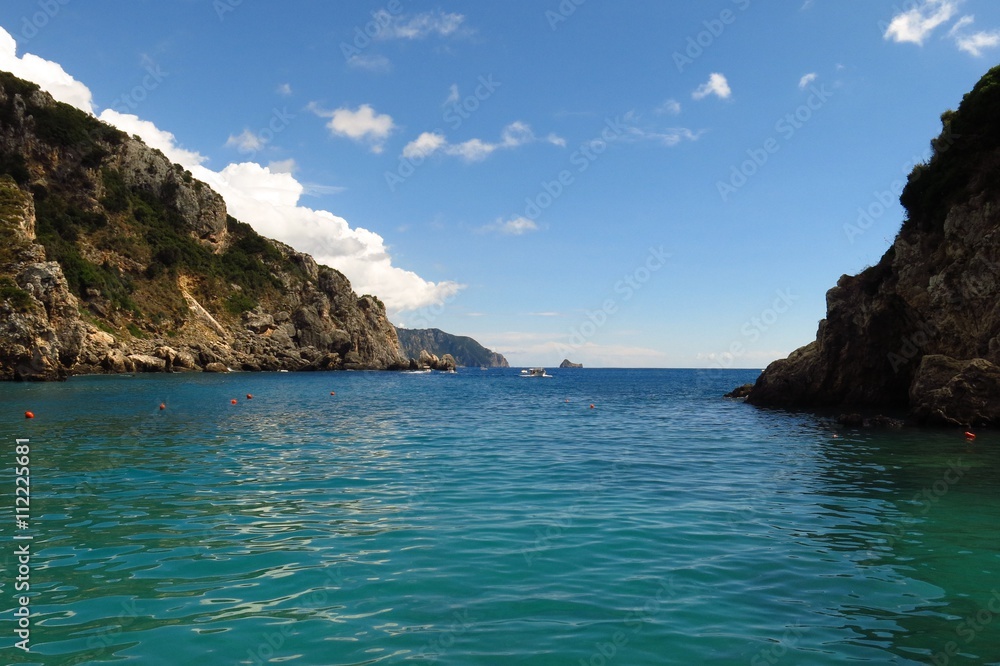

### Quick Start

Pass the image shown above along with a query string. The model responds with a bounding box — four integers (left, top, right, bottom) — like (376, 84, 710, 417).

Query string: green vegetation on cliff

(900, 64, 1000, 234)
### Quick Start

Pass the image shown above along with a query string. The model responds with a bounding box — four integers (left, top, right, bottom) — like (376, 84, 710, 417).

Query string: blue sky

(1, 1, 998, 367)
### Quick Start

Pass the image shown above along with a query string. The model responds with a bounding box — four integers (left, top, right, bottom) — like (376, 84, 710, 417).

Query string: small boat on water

(520, 367, 550, 378)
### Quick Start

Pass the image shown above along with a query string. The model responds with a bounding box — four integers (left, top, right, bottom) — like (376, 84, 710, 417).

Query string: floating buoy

(24, 411, 34, 419)
(330, 391, 336, 396)
(589, 404, 595, 409)
(246, 394, 253, 400)
(965, 431, 976, 440)
(159, 403, 166, 410)
(231, 399, 238, 405)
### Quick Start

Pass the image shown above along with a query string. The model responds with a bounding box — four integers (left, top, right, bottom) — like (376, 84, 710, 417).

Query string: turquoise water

(1, 368, 999, 665)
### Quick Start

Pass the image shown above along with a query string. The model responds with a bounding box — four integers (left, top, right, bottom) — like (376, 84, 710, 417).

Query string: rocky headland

(395, 327, 508, 368)
(0, 70, 414, 379)
(744, 65, 1000, 427)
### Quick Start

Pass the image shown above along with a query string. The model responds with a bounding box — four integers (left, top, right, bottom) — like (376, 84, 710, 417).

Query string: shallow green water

(1, 369, 999, 664)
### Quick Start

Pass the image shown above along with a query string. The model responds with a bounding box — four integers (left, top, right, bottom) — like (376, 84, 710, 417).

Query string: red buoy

(965, 431, 976, 440)
(159, 403, 166, 410)
(231, 399, 238, 405)
(246, 394, 253, 400)
(330, 391, 336, 396)
(24, 411, 34, 419)
(589, 404, 595, 409)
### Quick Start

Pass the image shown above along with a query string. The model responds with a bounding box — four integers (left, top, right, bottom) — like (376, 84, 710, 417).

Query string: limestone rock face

(0, 178, 86, 380)
(0, 71, 409, 380)
(746, 65, 1000, 424)
(909, 355, 1000, 426)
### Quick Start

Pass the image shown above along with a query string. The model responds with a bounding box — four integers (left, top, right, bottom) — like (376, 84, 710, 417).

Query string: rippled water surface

(2, 369, 1000, 665)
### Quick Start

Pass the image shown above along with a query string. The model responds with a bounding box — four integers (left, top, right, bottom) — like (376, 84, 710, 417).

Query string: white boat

(520, 367, 550, 377)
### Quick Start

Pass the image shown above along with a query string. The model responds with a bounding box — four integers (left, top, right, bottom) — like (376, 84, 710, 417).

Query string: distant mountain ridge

(395, 327, 508, 368)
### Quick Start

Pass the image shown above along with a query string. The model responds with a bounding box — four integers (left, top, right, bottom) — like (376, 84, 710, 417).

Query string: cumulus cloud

(1, 26, 459, 314)
(883, 0, 958, 45)
(310, 103, 395, 153)
(481, 216, 539, 236)
(0, 27, 93, 112)
(798, 72, 818, 89)
(276, 82, 292, 96)
(225, 128, 266, 154)
(97, 109, 207, 166)
(401, 121, 564, 163)
(692, 73, 731, 101)
(948, 15, 1000, 56)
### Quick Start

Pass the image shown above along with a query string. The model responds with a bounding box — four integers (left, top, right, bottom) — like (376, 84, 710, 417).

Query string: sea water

(1, 369, 999, 665)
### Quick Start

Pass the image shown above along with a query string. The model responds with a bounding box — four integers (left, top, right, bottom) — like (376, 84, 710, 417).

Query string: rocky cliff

(395, 327, 509, 368)
(0, 70, 408, 379)
(747, 66, 1000, 426)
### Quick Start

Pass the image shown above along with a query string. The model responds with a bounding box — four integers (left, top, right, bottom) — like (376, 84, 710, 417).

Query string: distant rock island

(0, 70, 471, 380)
(395, 327, 508, 368)
(559, 359, 583, 368)
(745, 65, 1000, 427)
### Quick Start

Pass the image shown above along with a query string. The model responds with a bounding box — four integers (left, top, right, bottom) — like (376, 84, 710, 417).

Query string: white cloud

(0, 27, 93, 112)
(311, 103, 395, 153)
(0, 26, 458, 314)
(444, 84, 460, 106)
(401, 122, 564, 163)
(98, 110, 207, 166)
(376, 10, 470, 40)
(955, 29, 1000, 56)
(656, 99, 682, 115)
(948, 15, 1000, 56)
(481, 216, 539, 236)
(798, 72, 818, 89)
(883, 0, 958, 45)
(692, 73, 731, 101)
(276, 83, 292, 96)
(225, 128, 266, 154)
(614, 111, 703, 147)
(347, 54, 392, 72)
(402, 132, 447, 159)
(267, 158, 297, 174)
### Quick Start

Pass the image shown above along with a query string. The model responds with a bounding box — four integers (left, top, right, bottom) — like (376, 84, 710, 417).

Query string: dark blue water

(1, 369, 999, 664)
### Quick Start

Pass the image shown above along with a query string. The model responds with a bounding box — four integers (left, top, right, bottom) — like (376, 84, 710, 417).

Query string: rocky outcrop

(414, 349, 457, 372)
(395, 327, 508, 367)
(559, 359, 583, 368)
(746, 66, 1000, 425)
(0, 177, 87, 380)
(0, 70, 408, 379)
(909, 355, 1000, 426)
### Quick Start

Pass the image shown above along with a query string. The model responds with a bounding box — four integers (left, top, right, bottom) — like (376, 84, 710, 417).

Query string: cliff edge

(747, 65, 1000, 426)
(0, 70, 407, 379)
